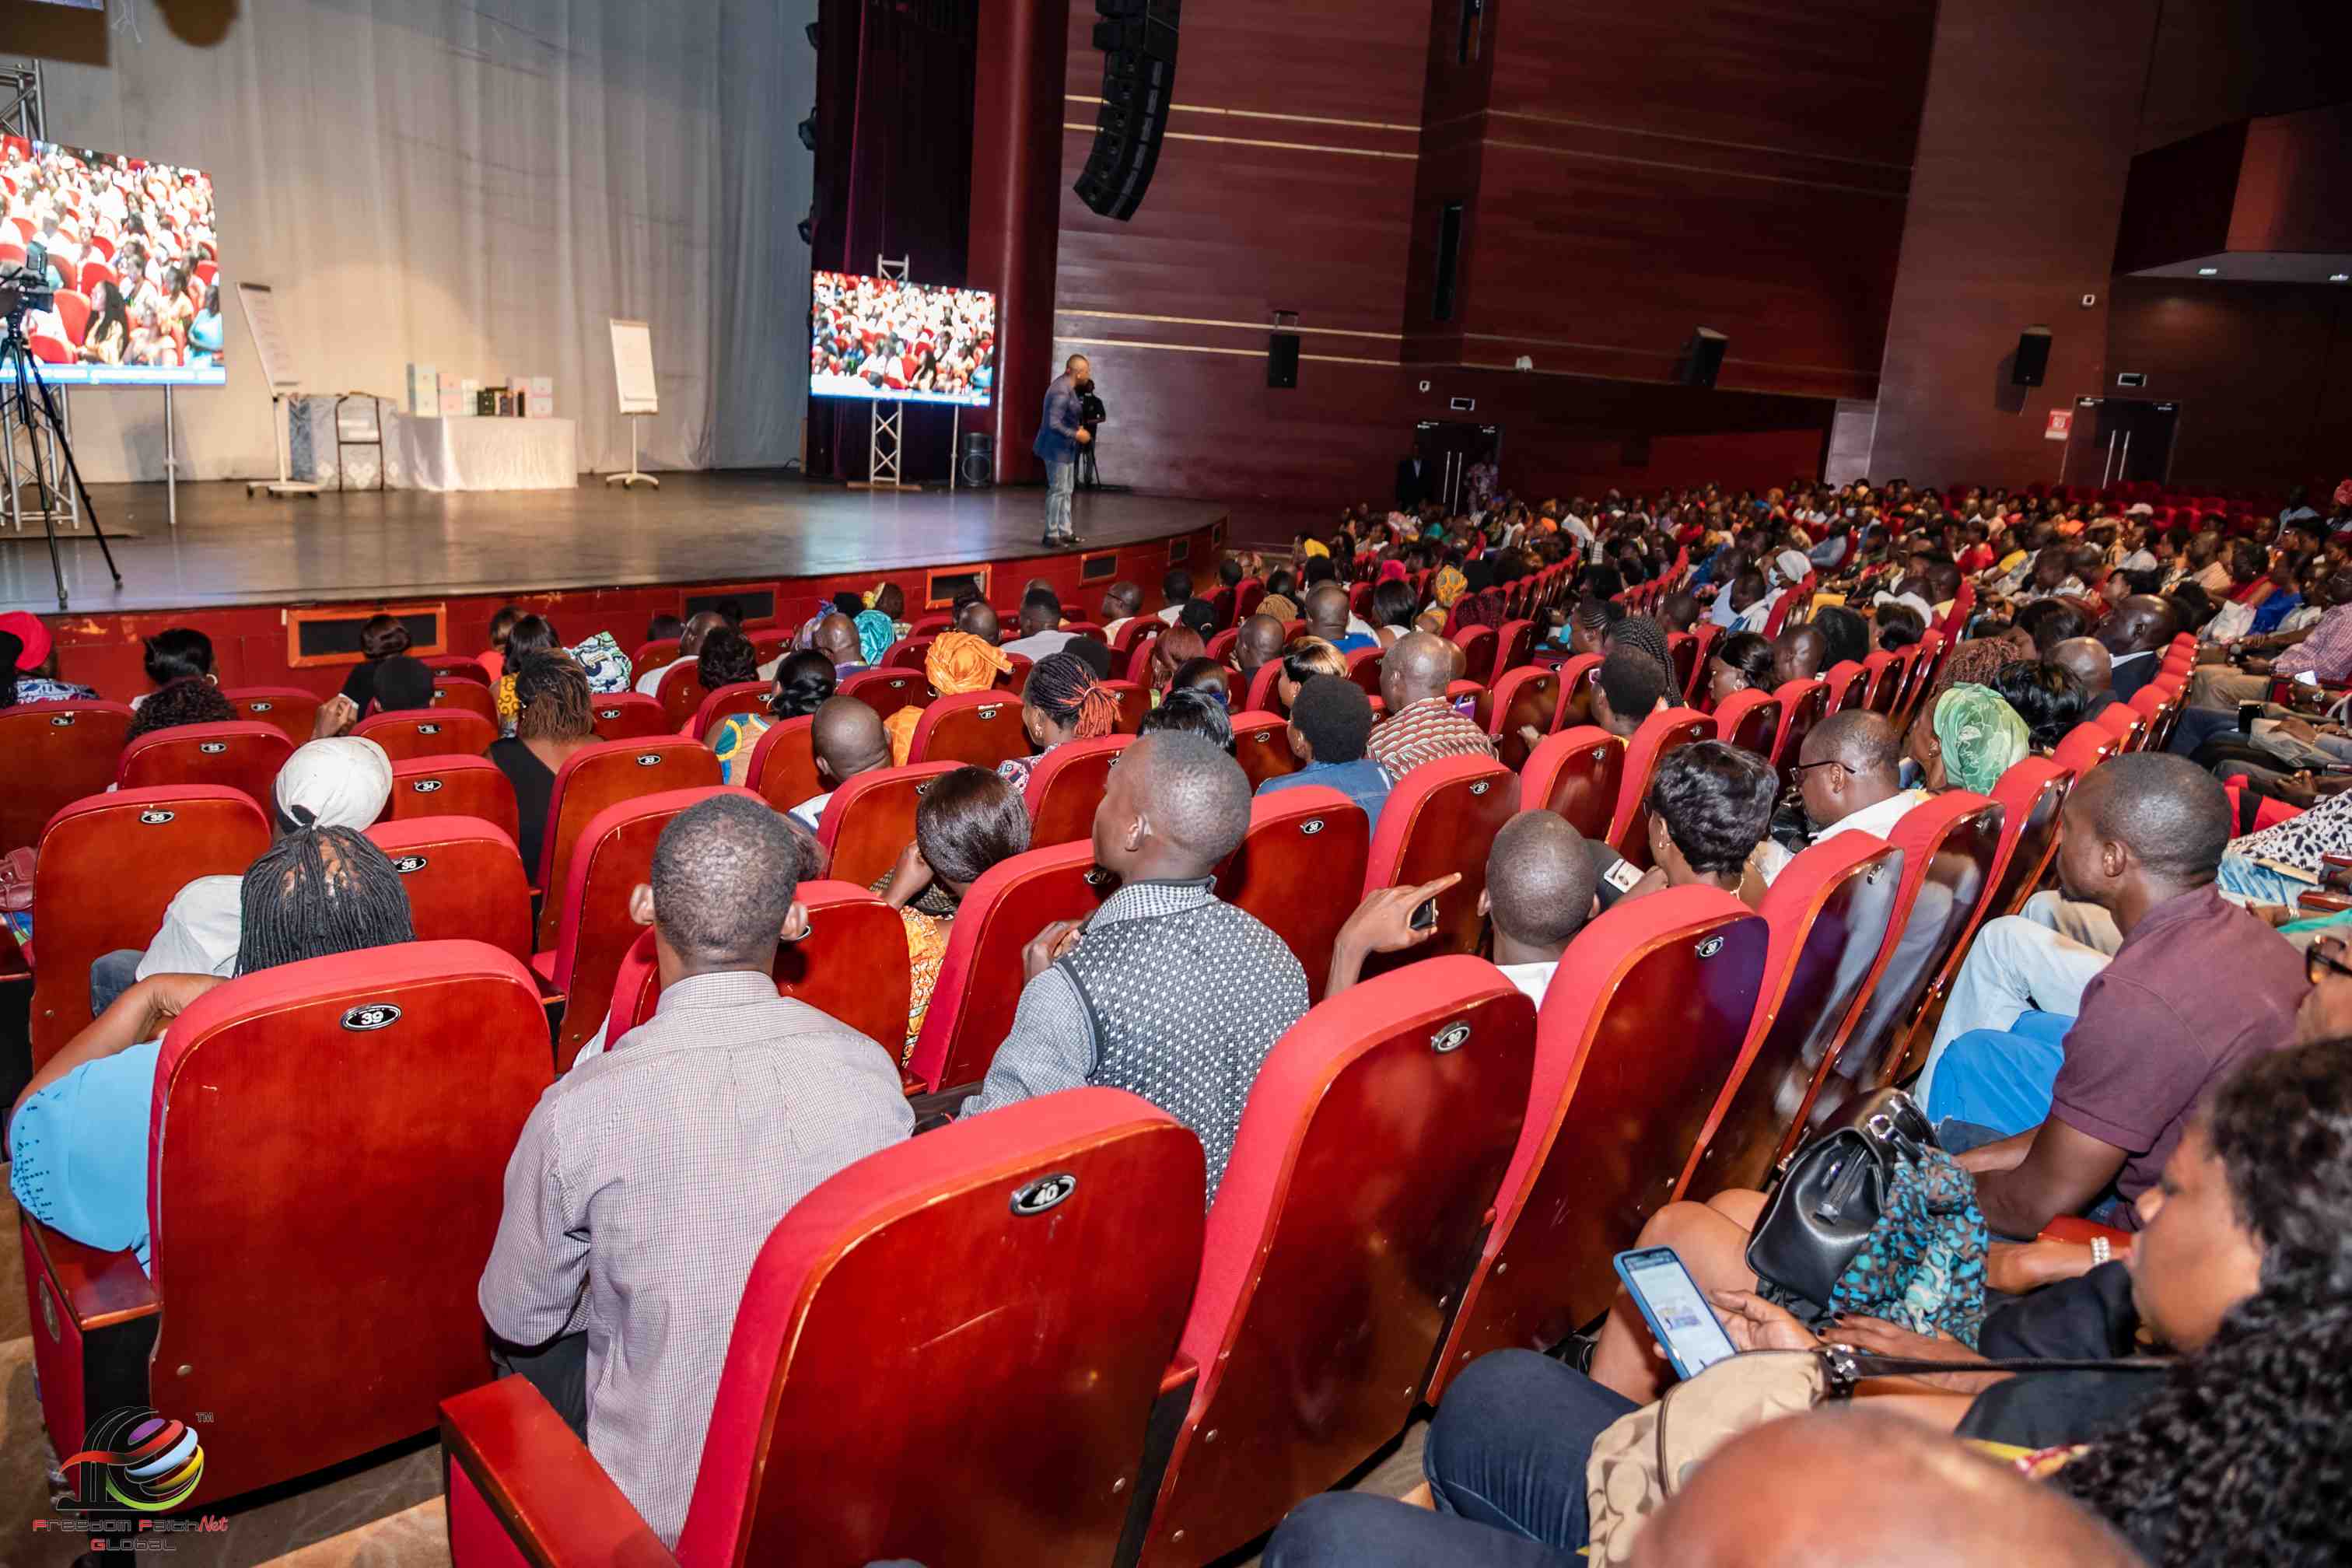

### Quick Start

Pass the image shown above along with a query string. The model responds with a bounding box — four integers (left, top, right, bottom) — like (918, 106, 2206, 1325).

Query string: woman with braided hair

(999, 649, 1120, 795)
(488, 653, 600, 884)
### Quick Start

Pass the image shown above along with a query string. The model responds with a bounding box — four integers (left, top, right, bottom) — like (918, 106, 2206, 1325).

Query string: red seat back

(838, 667, 930, 722)
(352, 708, 496, 765)
(631, 637, 681, 675)
(1486, 667, 1561, 772)
(1105, 679, 1150, 734)
(1769, 678, 1829, 785)
(1213, 785, 1372, 1003)
(1554, 653, 1602, 727)
(117, 720, 293, 810)
(2053, 721, 2121, 774)
(1245, 659, 1286, 714)
(1228, 709, 1304, 791)
(1668, 632, 1701, 702)
(0, 698, 132, 854)
(1494, 618, 1535, 677)
(2095, 700, 2147, 752)
(1713, 690, 1781, 758)
(1983, 757, 2074, 922)
(815, 762, 961, 887)
(1822, 660, 1867, 713)
(884, 634, 935, 670)
(1360, 755, 1519, 970)
(420, 653, 494, 687)
(1024, 734, 1133, 849)
(604, 881, 915, 1055)
(587, 692, 673, 741)
(222, 686, 322, 745)
(1452, 625, 1498, 687)
(691, 681, 772, 740)
(1677, 835, 1906, 1201)
(1111, 616, 1165, 656)
(908, 690, 1028, 768)
(1521, 727, 1625, 840)
(1432, 887, 1768, 1398)
(1137, 959, 1535, 1563)
(430, 677, 499, 726)
(366, 817, 534, 963)
(639, 1091, 1200, 1568)
(29, 786, 271, 1066)
(149, 941, 551, 1507)
(380, 754, 521, 844)
(537, 739, 722, 942)
(547, 786, 749, 1067)
(1344, 644, 1384, 698)
(1860, 650, 1903, 715)
(656, 659, 712, 730)
(905, 839, 1118, 1093)
(744, 716, 821, 817)
(1205, 628, 1239, 663)
(1608, 708, 1711, 864)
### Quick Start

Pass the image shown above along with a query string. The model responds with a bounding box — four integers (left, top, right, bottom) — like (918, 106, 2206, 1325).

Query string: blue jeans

(1924, 1009, 2070, 1136)
(1265, 1351, 1627, 1566)
(90, 947, 142, 1017)
(1044, 458, 1076, 540)
(2215, 851, 2312, 908)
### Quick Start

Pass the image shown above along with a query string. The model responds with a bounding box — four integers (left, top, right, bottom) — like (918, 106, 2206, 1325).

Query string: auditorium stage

(0, 470, 1227, 615)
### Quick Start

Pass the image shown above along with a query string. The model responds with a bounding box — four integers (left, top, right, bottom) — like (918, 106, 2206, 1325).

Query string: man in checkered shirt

(1367, 631, 1499, 784)
(478, 795, 913, 1546)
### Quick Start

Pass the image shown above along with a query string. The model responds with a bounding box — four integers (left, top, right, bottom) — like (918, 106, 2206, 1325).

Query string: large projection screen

(1, 135, 224, 386)
(809, 269, 995, 408)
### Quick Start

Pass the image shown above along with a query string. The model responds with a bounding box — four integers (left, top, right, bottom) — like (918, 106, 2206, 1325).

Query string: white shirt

(135, 875, 243, 981)
(1751, 787, 1932, 886)
(1102, 615, 1134, 639)
(788, 791, 831, 835)
(1734, 590, 1780, 633)
(2119, 548, 2159, 573)
(1496, 961, 1556, 1006)
(1155, 604, 1185, 625)
(634, 658, 679, 696)
(1347, 615, 1377, 638)
(1002, 628, 1078, 660)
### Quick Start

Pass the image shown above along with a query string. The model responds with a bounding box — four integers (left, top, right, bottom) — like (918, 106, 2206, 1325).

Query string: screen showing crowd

(809, 270, 995, 408)
(0, 135, 224, 386)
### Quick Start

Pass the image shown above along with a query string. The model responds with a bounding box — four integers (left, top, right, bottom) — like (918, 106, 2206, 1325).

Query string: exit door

(2065, 398, 2180, 488)
(1413, 420, 1503, 514)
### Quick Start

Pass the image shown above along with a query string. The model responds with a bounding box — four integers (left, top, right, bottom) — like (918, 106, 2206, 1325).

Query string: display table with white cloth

(383, 415, 579, 492)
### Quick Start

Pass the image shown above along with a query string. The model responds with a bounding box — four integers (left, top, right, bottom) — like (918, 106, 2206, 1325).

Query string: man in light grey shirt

(478, 794, 912, 1547)
(1000, 585, 1079, 661)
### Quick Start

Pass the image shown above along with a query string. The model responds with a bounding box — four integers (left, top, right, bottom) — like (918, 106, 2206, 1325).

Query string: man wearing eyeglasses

(1746, 709, 1930, 887)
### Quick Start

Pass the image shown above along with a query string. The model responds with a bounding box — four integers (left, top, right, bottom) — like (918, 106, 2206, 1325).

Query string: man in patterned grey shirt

(478, 794, 913, 1546)
(963, 733, 1309, 1199)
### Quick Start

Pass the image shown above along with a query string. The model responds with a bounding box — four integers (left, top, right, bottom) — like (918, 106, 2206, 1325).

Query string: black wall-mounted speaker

(1073, 0, 1180, 221)
(1267, 331, 1300, 389)
(2012, 327, 2053, 387)
(1675, 328, 1727, 388)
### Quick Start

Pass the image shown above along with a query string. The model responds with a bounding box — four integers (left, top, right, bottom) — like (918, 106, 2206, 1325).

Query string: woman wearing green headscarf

(1906, 681, 2032, 796)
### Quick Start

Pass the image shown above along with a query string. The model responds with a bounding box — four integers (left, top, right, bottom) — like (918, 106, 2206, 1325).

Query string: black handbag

(1745, 1088, 1934, 1311)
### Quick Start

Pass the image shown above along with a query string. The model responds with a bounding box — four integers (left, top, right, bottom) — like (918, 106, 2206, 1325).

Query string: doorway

(2065, 397, 2181, 489)
(1412, 420, 1503, 515)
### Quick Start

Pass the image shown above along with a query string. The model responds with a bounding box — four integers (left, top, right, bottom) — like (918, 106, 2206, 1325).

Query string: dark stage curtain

(808, 0, 979, 484)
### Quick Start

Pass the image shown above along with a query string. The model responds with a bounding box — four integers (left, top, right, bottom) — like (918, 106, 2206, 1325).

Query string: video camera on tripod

(0, 241, 56, 324)
(0, 236, 122, 610)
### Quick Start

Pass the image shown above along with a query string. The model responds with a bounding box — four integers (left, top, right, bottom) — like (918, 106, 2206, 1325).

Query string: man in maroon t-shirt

(1958, 755, 2307, 1237)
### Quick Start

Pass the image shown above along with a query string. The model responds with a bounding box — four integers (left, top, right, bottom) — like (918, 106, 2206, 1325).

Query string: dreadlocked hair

(513, 652, 593, 741)
(2054, 1037, 2352, 1566)
(234, 825, 416, 975)
(1024, 650, 1118, 740)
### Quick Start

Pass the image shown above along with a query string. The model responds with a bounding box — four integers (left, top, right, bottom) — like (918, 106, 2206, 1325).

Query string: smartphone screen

(1409, 896, 1440, 931)
(1615, 1247, 1739, 1380)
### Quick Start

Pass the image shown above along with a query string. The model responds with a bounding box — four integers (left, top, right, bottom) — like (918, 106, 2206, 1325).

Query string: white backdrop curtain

(30, 0, 814, 482)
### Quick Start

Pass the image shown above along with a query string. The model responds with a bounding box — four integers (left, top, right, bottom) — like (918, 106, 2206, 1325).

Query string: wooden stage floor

(0, 471, 1227, 614)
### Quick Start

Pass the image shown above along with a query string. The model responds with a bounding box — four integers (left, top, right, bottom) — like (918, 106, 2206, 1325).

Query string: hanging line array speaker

(1074, 0, 1180, 221)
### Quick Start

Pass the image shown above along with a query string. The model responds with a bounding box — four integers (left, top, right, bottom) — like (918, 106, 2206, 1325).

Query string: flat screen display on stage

(0, 136, 224, 386)
(809, 270, 995, 407)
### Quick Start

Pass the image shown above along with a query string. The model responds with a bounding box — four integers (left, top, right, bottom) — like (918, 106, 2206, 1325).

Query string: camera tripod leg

(5, 358, 69, 611)
(29, 364, 122, 595)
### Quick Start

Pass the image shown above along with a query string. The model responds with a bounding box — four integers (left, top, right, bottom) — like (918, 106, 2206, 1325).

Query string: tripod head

(0, 257, 55, 329)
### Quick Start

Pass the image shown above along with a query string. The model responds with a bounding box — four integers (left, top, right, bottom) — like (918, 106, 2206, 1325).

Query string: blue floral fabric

(1829, 1145, 1989, 1345)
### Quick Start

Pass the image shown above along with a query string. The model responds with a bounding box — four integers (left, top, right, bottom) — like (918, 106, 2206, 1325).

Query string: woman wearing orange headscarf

(884, 630, 1015, 765)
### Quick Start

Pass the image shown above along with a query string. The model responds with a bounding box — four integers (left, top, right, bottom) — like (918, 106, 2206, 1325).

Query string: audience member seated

(1705, 630, 1773, 707)
(1331, 808, 1598, 1004)
(2047, 635, 2115, 721)
(1176, 597, 1220, 640)
(876, 765, 1031, 1063)
(134, 626, 215, 710)
(1372, 630, 1500, 782)
(883, 630, 1013, 765)
(1369, 578, 1419, 650)
(1276, 637, 1349, 710)
(1615, 739, 1779, 908)
(635, 609, 724, 695)
(1098, 579, 1144, 637)
(1141, 687, 1234, 752)
(1768, 621, 1828, 685)
(694, 625, 761, 705)
(1258, 567, 1302, 624)
(479, 795, 913, 1548)
(121, 675, 237, 748)
(712, 649, 835, 785)
(1909, 682, 2032, 795)
(1235, 612, 1289, 674)
(793, 695, 894, 831)
(0, 614, 98, 705)
(1603, 614, 1676, 684)
(1146, 625, 1208, 691)
(1752, 709, 1928, 884)
(487, 654, 599, 883)
(485, 604, 527, 683)
(960, 733, 1308, 1199)
(2096, 595, 2181, 703)
(1001, 586, 1077, 660)
(1259, 674, 1388, 820)
(338, 611, 414, 711)
(1304, 583, 1374, 653)
(811, 612, 868, 681)
(15, 826, 418, 1269)
(999, 650, 1119, 794)
(1871, 600, 1927, 653)
(1153, 568, 1193, 627)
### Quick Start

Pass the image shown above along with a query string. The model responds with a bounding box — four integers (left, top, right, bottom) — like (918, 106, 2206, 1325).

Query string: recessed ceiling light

(2196, 267, 2220, 276)
(2333, 273, 2350, 283)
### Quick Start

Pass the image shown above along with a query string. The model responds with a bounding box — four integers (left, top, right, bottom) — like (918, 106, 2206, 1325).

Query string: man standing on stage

(1034, 352, 1090, 547)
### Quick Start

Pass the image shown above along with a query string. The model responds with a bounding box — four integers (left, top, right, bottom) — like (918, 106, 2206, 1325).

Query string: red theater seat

(602, 881, 915, 1056)
(1822, 660, 1868, 713)
(1452, 625, 1498, 687)
(430, 677, 499, 726)
(909, 690, 1029, 768)
(380, 754, 521, 844)
(1769, 678, 1829, 786)
(655, 660, 716, 730)
(1228, 709, 1304, 791)
(117, 720, 292, 810)
(1024, 733, 1133, 849)
(814, 761, 961, 887)
(1608, 708, 1711, 866)
(1431, 887, 1769, 1398)
(838, 667, 930, 722)
(541, 786, 747, 1069)
(905, 839, 1118, 1095)
(422, 654, 495, 687)
(1106, 679, 1150, 733)
(1485, 666, 1562, 772)
(26, 941, 551, 1511)
(1712, 689, 1782, 759)
(885, 634, 935, 670)
(0, 698, 133, 855)
(2095, 700, 2147, 752)
(536, 739, 721, 938)
(1494, 618, 1536, 677)
(2053, 720, 2121, 774)
(27, 786, 271, 1066)
(1344, 644, 1384, 699)
(1129, 959, 1535, 1564)
(442, 1090, 1201, 1568)
(1860, 650, 1903, 715)
(1554, 653, 1601, 728)
(1521, 727, 1625, 840)
(353, 708, 497, 765)
(1214, 785, 1371, 1003)
(1206, 628, 1239, 663)
(222, 686, 323, 745)
(367, 817, 534, 963)
(1360, 755, 1519, 971)
(690, 681, 771, 740)
(586, 693, 672, 741)
(629, 638, 680, 676)
(743, 716, 821, 817)
(1668, 632, 1701, 702)
(1245, 659, 1286, 714)
(1677, 835, 1906, 1201)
